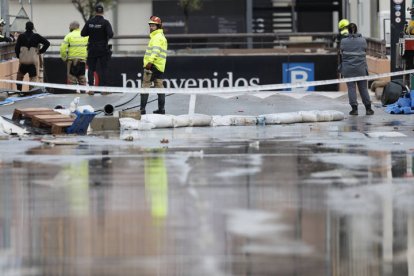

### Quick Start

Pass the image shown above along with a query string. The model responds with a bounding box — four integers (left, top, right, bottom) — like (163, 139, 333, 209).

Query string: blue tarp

(385, 91, 414, 114)
(0, 93, 50, 106)
(66, 110, 97, 135)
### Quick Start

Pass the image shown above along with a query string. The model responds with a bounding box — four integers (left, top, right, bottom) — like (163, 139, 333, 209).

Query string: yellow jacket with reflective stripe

(60, 29, 88, 61)
(143, 29, 168, 72)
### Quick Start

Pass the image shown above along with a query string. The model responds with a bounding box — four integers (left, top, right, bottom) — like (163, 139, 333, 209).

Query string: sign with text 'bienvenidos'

(44, 55, 336, 93)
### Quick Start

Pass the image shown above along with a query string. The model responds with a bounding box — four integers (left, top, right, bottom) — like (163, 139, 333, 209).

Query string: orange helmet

(148, 16, 162, 27)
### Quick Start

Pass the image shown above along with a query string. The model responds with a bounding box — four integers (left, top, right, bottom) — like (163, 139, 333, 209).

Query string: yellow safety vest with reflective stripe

(60, 29, 88, 61)
(143, 29, 168, 72)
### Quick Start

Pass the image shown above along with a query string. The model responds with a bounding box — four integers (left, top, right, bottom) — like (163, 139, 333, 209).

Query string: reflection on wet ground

(0, 125, 414, 275)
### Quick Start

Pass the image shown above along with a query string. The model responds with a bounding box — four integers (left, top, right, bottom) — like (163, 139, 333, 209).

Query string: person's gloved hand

(145, 63, 153, 70)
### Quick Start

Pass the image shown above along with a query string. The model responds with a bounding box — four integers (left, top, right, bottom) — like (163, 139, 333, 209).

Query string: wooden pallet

(12, 108, 75, 134)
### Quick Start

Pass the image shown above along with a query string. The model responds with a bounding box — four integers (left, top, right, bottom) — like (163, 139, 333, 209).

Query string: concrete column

(1, 0, 10, 36)
(111, 1, 118, 52)
(379, 0, 390, 10)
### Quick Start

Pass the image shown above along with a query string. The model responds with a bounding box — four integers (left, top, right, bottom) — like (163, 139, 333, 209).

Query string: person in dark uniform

(81, 2, 113, 95)
(15, 21, 50, 91)
(340, 23, 374, 116)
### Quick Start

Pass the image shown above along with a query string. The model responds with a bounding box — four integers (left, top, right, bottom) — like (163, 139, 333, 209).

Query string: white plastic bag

(76, 105, 95, 113)
(69, 97, 80, 112)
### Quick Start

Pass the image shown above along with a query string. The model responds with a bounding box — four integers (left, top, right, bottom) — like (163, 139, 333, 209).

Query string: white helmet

(0, 18, 5, 26)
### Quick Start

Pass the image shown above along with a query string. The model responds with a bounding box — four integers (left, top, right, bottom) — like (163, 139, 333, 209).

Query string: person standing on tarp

(81, 2, 113, 95)
(15, 21, 50, 92)
(340, 23, 374, 116)
(60, 21, 89, 89)
(141, 16, 168, 115)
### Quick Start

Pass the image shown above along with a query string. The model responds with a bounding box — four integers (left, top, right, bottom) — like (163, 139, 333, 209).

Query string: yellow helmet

(338, 19, 350, 30)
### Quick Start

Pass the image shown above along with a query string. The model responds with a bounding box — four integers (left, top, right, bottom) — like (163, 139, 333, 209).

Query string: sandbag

(141, 114, 174, 128)
(119, 117, 155, 131)
(210, 115, 257, 126)
(172, 115, 191, 128)
(262, 112, 303, 124)
(299, 111, 318, 122)
(210, 115, 232, 127)
(189, 114, 212, 127)
(315, 110, 334, 122)
(230, 116, 257, 126)
(326, 110, 345, 121)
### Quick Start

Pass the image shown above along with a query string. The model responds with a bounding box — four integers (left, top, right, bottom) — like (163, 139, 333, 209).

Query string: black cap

(25, 21, 34, 31)
(95, 3, 104, 13)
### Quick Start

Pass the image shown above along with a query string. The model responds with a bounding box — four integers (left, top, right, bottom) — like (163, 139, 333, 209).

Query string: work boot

(153, 109, 165, 115)
(349, 105, 358, 116)
(140, 109, 146, 115)
(365, 104, 374, 115)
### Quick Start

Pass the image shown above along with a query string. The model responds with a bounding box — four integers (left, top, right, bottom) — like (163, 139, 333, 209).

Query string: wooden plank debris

(12, 108, 75, 134)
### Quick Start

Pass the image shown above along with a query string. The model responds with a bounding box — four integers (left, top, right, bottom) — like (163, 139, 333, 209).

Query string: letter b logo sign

(282, 63, 314, 91)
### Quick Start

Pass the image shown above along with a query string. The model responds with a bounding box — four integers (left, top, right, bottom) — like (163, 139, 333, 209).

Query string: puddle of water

(0, 139, 413, 275)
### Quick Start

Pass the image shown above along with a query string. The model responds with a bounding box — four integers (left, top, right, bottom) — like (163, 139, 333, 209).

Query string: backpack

(381, 79, 407, 106)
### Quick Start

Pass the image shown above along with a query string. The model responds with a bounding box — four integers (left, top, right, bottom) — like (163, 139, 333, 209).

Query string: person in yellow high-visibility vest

(60, 21, 89, 88)
(141, 16, 168, 115)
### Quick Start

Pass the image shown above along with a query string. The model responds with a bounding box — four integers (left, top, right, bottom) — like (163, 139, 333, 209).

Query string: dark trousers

(16, 64, 37, 91)
(140, 93, 165, 111)
(87, 55, 109, 86)
(141, 67, 165, 111)
(346, 80, 371, 106)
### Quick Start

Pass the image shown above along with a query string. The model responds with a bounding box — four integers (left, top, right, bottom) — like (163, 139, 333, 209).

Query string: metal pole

(291, 0, 297, 32)
(1, 0, 10, 36)
(112, 0, 118, 52)
(246, 0, 252, 49)
(0, 0, 5, 27)
(390, 0, 405, 75)
(342, 0, 348, 19)
(29, 0, 33, 21)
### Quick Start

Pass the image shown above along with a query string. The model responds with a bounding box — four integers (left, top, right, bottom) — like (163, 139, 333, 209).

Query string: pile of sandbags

(119, 110, 345, 131)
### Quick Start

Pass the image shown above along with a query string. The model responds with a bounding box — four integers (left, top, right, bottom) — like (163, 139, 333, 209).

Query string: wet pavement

(0, 93, 414, 275)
